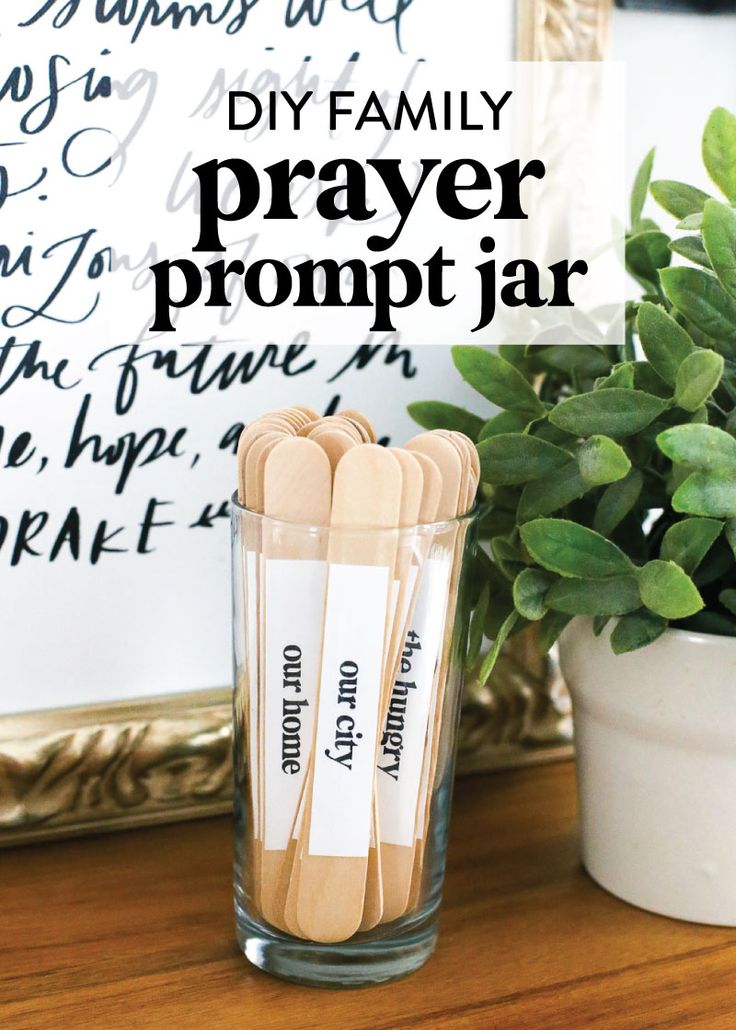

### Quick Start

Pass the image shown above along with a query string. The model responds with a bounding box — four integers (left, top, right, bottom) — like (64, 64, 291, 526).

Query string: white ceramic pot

(559, 617, 736, 926)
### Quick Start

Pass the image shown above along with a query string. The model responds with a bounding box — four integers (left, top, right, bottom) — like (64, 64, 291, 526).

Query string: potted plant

(410, 107, 736, 925)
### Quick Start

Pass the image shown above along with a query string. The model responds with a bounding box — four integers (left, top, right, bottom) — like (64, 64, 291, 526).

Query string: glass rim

(230, 492, 478, 534)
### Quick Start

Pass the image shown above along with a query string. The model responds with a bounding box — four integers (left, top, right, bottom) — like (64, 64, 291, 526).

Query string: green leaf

(660, 517, 723, 574)
(719, 588, 736, 616)
(549, 389, 668, 439)
(532, 422, 579, 447)
(702, 199, 736, 300)
(407, 401, 484, 441)
(638, 560, 704, 619)
(452, 347, 544, 417)
(498, 344, 530, 372)
(491, 536, 526, 581)
(537, 611, 572, 653)
(636, 302, 695, 385)
(692, 538, 732, 587)
(577, 435, 631, 487)
(477, 610, 518, 687)
(512, 568, 554, 621)
(610, 610, 667, 654)
(484, 579, 514, 639)
(677, 213, 704, 231)
(477, 433, 570, 486)
(532, 345, 612, 379)
(650, 179, 711, 219)
(657, 423, 736, 472)
(546, 576, 641, 616)
(478, 410, 529, 441)
(627, 231, 671, 286)
(596, 363, 635, 390)
(673, 473, 736, 518)
(682, 611, 736, 637)
(516, 462, 585, 521)
(669, 236, 711, 270)
(726, 519, 736, 558)
(631, 361, 672, 398)
(593, 614, 610, 636)
(594, 468, 644, 536)
(520, 518, 633, 578)
(703, 107, 736, 202)
(631, 147, 655, 227)
(674, 349, 724, 412)
(660, 267, 736, 343)
(466, 583, 490, 669)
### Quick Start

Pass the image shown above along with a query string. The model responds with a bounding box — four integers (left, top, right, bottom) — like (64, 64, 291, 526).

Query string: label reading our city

(308, 562, 391, 858)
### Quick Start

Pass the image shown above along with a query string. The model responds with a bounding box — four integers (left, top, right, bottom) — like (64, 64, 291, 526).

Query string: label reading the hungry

(376, 557, 451, 847)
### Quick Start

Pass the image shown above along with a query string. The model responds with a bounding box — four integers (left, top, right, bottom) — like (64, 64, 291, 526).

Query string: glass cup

(231, 497, 476, 987)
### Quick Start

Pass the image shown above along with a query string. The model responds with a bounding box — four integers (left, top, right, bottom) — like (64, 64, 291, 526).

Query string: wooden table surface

(2, 759, 735, 1029)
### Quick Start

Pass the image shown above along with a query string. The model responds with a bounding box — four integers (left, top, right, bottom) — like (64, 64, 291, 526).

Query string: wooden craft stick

(299, 415, 364, 444)
(281, 406, 319, 428)
(244, 430, 292, 894)
(360, 448, 424, 931)
(291, 445, 402, 943)
(234, 428, 263, 906)
(258, 438, 332, 931)
(271, 420, 359, 929)
(237, 417, 296, 501)
(236, 426, 281, 906)
(337, 409, 376, 443)
(268, 425, 360, 930)
(290, 405, 320, 422)
(282, 781, 307, 936)
(308, 426, 357, 474)
(429, 431, 480, 790)
(422, 435, 478, 805)
(411, 452, 443, 525)
(406, 434, 462, 520)
(378, 522, 457, 923)
(363, 436, 461, 924)
(436, 430, 479, 513)
(246, 432, 288, 514)
(404, 433, 477, 914)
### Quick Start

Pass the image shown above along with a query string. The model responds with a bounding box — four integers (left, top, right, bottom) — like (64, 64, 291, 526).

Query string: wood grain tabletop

(1, 760, 735, 1029)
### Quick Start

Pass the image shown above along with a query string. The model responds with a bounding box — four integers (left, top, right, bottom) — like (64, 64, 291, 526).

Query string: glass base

(236, 905, 438, 988)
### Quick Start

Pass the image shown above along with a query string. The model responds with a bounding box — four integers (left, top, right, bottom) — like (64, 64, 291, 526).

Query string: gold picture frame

(0, 0, 612, 848)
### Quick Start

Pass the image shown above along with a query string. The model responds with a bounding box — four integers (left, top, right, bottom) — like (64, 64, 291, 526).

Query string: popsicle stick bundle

(235, 408, 478, 943)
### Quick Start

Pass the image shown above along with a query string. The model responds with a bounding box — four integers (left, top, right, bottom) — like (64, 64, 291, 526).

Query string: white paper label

(377, 557, 452, 847)
(263, 559, 327, 851)
(244, 550, 260, 838)
(308, 562, 391, 858)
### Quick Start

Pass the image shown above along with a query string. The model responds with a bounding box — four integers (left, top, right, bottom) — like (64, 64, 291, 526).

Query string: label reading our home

(263, 558, 327, 852)
(308, 563, 390, 858)
(377, 557, 452, 848)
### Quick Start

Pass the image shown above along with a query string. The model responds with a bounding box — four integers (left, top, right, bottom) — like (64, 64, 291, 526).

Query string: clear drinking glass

(231, 496, 476, 987)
